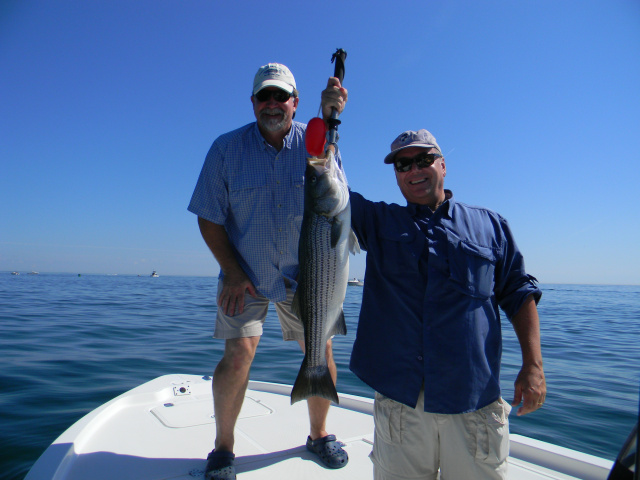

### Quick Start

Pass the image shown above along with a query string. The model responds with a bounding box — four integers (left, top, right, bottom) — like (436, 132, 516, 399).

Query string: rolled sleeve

(494, 217, 542, 320)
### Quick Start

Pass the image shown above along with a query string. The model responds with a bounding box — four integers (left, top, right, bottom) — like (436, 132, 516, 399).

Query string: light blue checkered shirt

(189, 121, 339, 302)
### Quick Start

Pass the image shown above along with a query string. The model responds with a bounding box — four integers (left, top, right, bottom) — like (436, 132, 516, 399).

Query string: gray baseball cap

(383, 129, 442, 164)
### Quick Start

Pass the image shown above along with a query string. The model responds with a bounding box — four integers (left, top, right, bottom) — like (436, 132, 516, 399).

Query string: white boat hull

(26, 374, 614, 480)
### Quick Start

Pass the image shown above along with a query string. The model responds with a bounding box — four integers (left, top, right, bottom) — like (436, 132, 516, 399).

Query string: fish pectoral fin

(291, 289, 302, 319)
(328, 310, 347, 337)
(330, 219, 343, 248)
(349, 229, 361, 255)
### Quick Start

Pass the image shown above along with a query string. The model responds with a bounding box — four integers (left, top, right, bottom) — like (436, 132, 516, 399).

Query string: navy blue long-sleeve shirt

(349, 190, 541, 414)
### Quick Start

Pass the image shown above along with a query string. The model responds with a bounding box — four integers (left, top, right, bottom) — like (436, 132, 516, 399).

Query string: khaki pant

(371, 390, 511, 480)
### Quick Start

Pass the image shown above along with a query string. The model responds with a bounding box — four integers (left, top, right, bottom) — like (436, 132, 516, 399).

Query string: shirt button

(278, 204, 282, 208)
(417, 356, 423, 361)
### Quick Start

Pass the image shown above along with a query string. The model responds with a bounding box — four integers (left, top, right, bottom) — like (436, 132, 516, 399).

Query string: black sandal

(306, 434, 349, 469)
(205, 450, 236, 480)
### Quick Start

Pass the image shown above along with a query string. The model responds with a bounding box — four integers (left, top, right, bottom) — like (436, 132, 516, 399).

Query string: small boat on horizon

(348, 277, 364, 286)
(150, 270, 159, 277)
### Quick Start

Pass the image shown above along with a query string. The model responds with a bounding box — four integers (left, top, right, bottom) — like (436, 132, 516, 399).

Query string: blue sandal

(306, 434, 349, 469)
(205, 450, 236, 480)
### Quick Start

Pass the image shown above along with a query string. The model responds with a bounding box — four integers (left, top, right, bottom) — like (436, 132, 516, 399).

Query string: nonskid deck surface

(26, 374, 613, 480)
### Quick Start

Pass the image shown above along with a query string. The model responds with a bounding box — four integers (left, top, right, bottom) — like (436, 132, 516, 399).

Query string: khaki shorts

(213, 279, 304, 342)
(371, 389, 511, 480)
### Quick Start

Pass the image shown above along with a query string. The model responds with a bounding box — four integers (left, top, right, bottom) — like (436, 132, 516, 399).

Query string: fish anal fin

(328, 310, 347, 337)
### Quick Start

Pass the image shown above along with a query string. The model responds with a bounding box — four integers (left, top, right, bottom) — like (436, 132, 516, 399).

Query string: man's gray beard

(259, 111, 289, 133)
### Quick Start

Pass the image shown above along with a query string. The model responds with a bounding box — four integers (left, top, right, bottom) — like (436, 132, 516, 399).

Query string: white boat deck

(26, 374, 614, 480)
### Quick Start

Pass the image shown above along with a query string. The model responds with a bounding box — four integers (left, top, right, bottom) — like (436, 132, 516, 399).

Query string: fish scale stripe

(301, 214, 338, 367)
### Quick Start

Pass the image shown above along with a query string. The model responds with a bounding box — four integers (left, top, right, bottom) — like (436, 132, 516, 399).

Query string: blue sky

(1, 0, 639, 285)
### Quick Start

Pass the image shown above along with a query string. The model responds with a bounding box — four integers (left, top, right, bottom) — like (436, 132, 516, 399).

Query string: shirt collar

(408, 189, 454, 219)
(253, 122, 295, 151)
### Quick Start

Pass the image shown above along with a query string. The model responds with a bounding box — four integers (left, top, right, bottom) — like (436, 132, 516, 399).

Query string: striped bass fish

(290, 151, 359, 405)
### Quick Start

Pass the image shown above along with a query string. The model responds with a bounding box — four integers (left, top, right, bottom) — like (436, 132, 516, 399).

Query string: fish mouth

(308, 158, 327, 167)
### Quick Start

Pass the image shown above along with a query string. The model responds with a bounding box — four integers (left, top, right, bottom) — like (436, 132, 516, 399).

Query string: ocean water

(1, 273, 638, 480)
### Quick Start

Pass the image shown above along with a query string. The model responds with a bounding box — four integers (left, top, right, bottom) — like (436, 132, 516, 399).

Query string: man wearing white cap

(188, 64, 348, 479)
(347, 127, 547, 479)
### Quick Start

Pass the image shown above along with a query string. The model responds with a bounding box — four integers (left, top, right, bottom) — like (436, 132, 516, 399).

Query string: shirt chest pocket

(447, 238, 497, 299)
(290, 174, 304, 191)
(227, 173, 268, 224)
(228, 172, 267, 193)
(378, 228, 420, 275)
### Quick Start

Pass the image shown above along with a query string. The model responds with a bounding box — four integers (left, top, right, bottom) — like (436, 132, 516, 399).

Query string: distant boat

(28, 271, 39, 275)
(150, 271, 159, 278)
(11, 271, 19, 275)
(348, 277, 364, 286)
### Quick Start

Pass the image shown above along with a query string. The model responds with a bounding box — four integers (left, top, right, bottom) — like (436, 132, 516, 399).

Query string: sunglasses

(254, 89, 293, 103)
(394, 152, 442, 173)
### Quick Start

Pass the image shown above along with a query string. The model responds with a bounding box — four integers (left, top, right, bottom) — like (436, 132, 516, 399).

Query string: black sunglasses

(254, 89, 293, 103)
(394, 152, 442, 173)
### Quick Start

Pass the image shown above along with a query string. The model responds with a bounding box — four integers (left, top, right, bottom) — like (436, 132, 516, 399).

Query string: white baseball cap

(252, 63, 297, 95)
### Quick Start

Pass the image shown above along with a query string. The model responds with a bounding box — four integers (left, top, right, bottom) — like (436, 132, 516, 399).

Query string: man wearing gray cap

(348, 128, 546, 479)
(188, 63, 348, 479)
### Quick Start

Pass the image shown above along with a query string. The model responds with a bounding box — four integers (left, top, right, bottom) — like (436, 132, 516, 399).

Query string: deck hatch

(150, 396, 274, 428)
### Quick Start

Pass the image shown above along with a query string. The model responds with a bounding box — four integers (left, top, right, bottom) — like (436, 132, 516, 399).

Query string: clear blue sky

(1, 0, 639, 284)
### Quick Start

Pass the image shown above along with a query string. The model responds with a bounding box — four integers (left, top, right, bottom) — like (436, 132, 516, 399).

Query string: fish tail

(290, 361, 339, 405)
